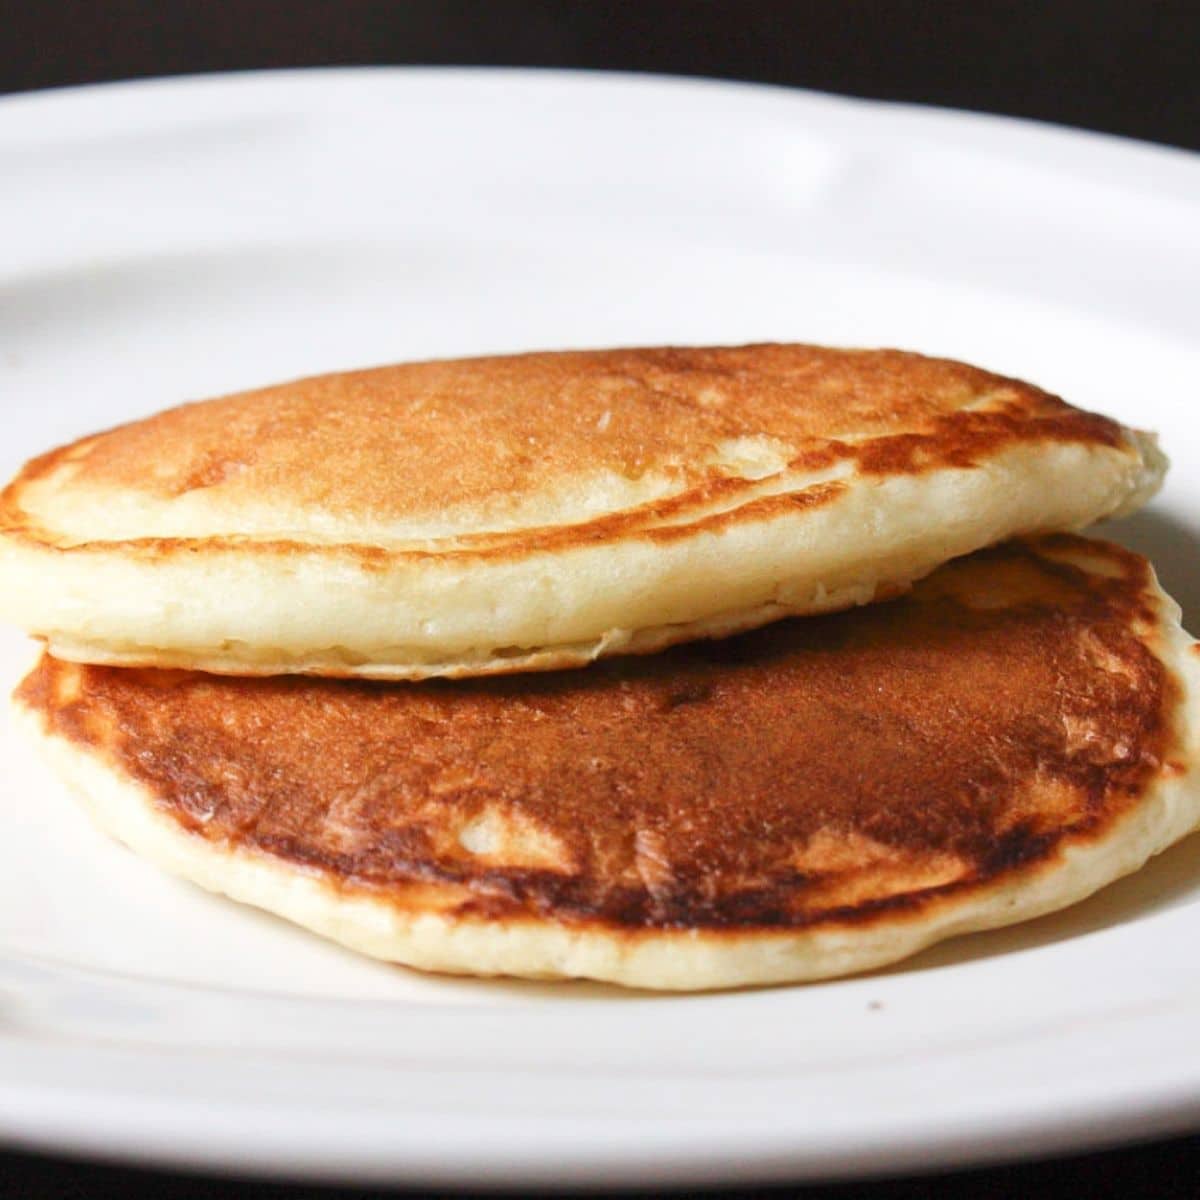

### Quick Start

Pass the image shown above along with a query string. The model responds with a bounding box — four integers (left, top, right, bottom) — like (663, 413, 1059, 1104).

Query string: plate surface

(2, 68, 1199, 1187)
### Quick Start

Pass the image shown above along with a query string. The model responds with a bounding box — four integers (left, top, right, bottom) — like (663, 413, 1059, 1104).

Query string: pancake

(13, 535, 1200, 990)
(0, 344, 1164, 679)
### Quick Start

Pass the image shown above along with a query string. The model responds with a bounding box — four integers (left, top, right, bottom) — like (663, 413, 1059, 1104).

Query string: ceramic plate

(2, 69, 1199, 1187)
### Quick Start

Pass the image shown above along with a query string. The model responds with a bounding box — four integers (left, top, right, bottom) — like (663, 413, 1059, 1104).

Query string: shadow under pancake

(1102, 507, 1200, 633)
(876, 828, 1200, 978)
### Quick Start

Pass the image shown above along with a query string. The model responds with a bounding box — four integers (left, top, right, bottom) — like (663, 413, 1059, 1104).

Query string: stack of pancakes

(3, 344, 1196, 990)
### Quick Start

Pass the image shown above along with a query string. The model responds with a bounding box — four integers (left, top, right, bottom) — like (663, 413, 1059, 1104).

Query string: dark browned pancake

(14, 536, 1199, 988)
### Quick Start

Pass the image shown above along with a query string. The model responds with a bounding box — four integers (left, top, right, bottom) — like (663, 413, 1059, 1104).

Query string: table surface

(2, 3, 1198, 1195)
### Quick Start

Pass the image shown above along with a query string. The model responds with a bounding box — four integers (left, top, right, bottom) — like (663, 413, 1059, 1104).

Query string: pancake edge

(2, 434, 1166, 679)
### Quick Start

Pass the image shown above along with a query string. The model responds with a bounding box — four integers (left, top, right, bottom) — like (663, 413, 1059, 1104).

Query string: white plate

(1, 69, 1199, 1188)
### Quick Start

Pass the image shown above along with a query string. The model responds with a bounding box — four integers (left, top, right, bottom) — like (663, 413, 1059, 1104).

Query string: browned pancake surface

(4, 344, 1124, 553)
(18, 538, 1174, 933)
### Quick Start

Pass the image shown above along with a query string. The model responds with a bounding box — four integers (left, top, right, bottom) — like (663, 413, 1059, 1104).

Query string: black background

(3, 0, 1200, 152)
(2, 2, 1199, 1198)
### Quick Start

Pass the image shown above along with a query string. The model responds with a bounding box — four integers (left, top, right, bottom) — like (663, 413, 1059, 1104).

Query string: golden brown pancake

(14, 536, 1200, 989)
(0, 344, 1164, 678)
